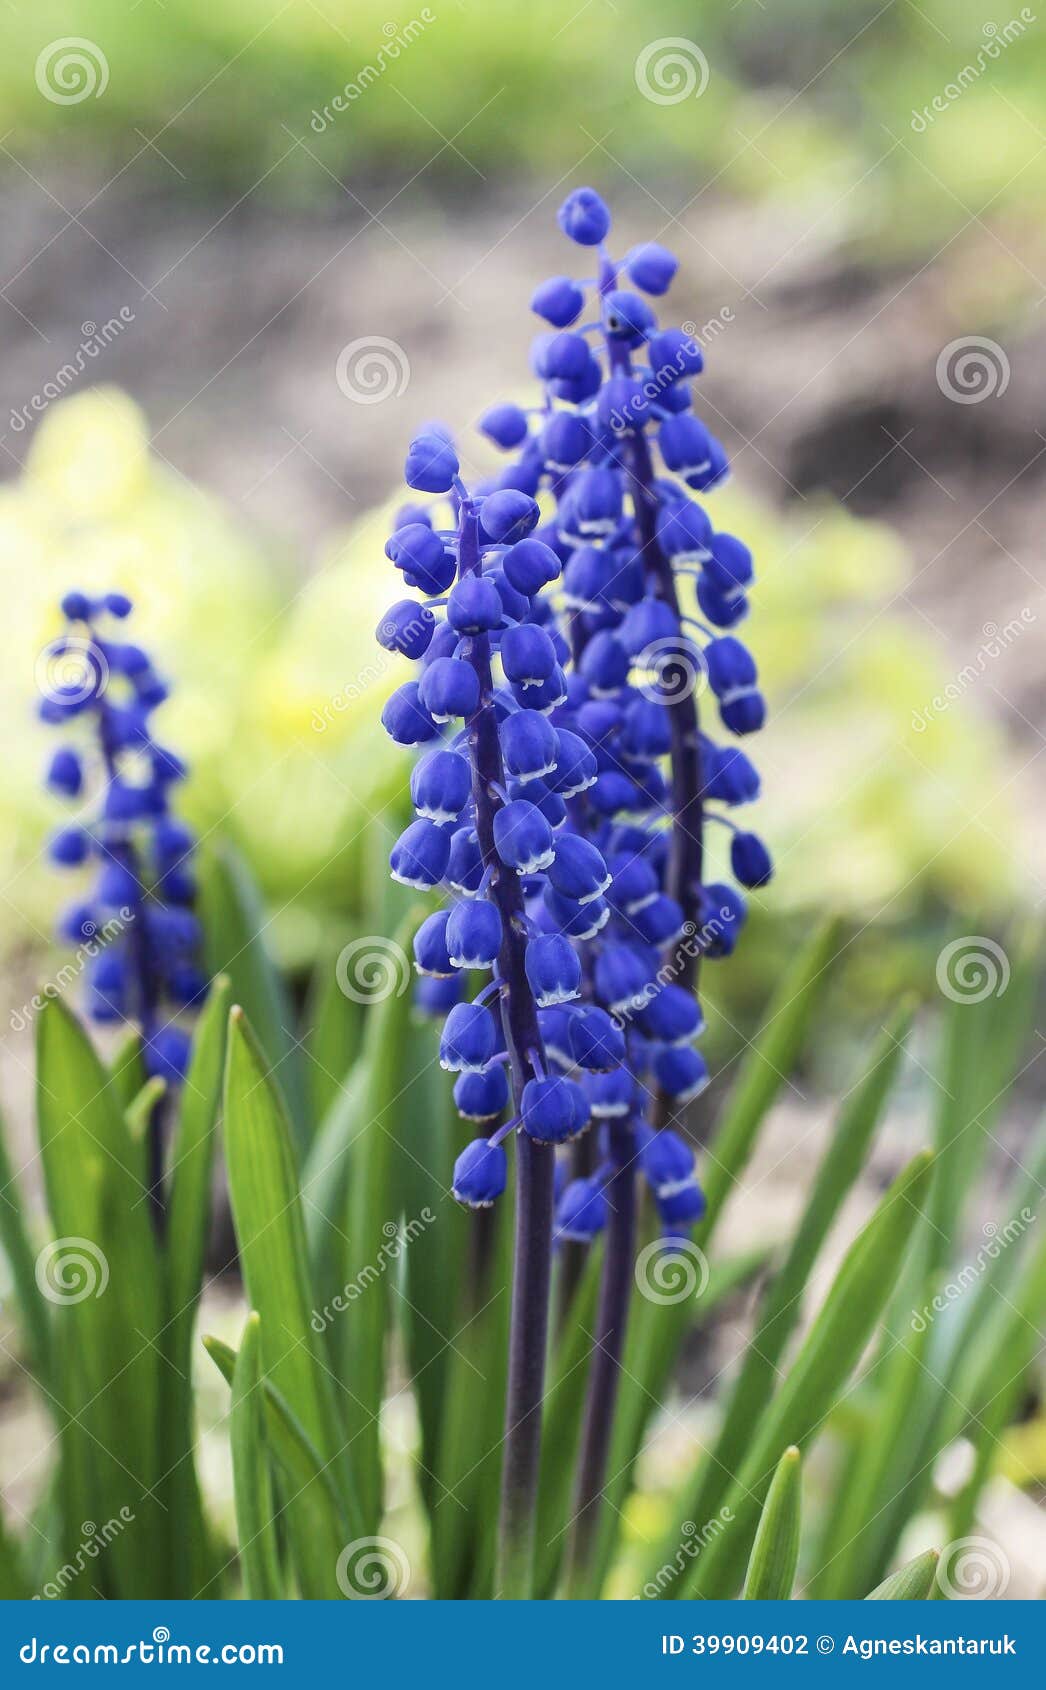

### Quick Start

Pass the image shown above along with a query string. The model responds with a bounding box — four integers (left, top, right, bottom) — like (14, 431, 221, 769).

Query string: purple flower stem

(457, 499, 554, 1599)
(564, 1116, 637, 1594)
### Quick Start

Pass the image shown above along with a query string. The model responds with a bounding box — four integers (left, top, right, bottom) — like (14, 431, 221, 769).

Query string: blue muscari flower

(377, 189, 770, 1225)
(453, 1137, 508, 1208)
(41, 591, 205, 1083)
(555, 1174, 608, 1241)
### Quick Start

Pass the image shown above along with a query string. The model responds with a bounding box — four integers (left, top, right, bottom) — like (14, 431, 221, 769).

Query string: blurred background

(1, 0, 1044, 1589)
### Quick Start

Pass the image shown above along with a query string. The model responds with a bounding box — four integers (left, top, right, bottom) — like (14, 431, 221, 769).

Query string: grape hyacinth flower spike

(376, 187, 770, 1596)
(42, 590, 207, 1219)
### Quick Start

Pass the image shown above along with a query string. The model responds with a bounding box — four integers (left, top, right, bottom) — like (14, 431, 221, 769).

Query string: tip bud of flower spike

(404, 430, 459, 494)
(557, 186, 611, 246)
(452, 1138, 508, 1208)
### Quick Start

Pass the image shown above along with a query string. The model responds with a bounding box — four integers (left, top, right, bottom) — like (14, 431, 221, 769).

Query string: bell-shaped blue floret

(540, 412, 592, 472)
(446, 898, 503, 969)
(619, 596, 680, 661)
(447, 575, 503, 634)
(548, 728, 597, 797)
(381, 681, 440, 746)
(411, 750, 472, 825)
(625, 242, 678, 296)
(525, 933, 582, 1007)
(385, 523, 456, 595)
(418, 657, 480, 724)
(546, 833, 610, 904)
(404, 430, 459, 494)
(531, 274, 585, 326)
(657, 1181, 707, 1231)
(45, 746, 84, 798)
(500, 710, 559, 784)
(481, 489, 540, 545)
(731, 830, 773, 889)
(446, 827, 484, 894)
(594, 943, 654, 1018)
(389, 819, 451, 890)
(439, 1001, 497, 1073)
(543, 887, 610, 941)
(452, 1137, 507, 1208)
(706, 532, 754, 593)
(556, 1175, 608, 1241)
(641, 1128, 696, 1198)
(145, 1024, 193, 1084)
(413, 909, 455, 977)
(703, 743, 760, 805)
(493, 799, 555, 874)
(568, 1005, 626, 1071)
(480, 403, 529, 450)
(559, 467, 623, 543)
(501, 537, 561, 597)
(454, 1063, 510, 1121)
(647, 327, 704, 381)
(500, 624, 557, 688)
(631, 893, 686, 947)
(520, 1074, 590, 1144)
(696, 571, 748, 629)
(603, 288, 656, 346)
(697, 881, 748, 957)
(653, 1044, 709, 1103)
(377, 599, 437, 660)
(639, 984, 704, 1045)
(656, 498, 713, 564)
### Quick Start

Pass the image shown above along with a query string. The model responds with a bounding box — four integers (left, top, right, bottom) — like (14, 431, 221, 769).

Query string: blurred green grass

(4, 0, 1046, 268)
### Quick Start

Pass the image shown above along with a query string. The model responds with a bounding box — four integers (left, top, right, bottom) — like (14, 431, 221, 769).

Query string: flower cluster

(377, 188, 770, 1242)
(41, 591, 205, 1080)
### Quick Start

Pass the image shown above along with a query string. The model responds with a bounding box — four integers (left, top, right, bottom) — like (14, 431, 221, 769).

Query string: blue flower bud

(103, 779, 150, 824)
(414, 909, 455, 977)
(145, 1025, 192, 1084)
(597, 374, 651, 434)
(389, 819, 451, 889)
(446, 827, 484, 894)
(440, 1000, 497, 1073)
(607, 852, 660, 914)
(625, 242, 678, 295)
(411, 749, 472, 824)
(689, 435, 730, 492)
(525, 933, 581, 1006)
(381, 681, 440, 746)
(405, 431, 459, 494)
(639, 984, 704, 1045)
(720, 688, 766, 736)
(562, 545, 615, 613)
(521, 1074, 590, 1144)
(446, 898, 502, 969)
(696, 882, 747, 957)
(658, 413, 714, 479)
(548, 352, 602, 405)
(486, 565, 531, 623)
(619, 596, 681, 661)
(579, 630, 629, 697)
(60, 589, 92, 621)
(647, 327, 704, 381)
(656, 1181, 707, 1230)
(480, 403, 529, 450)
(620, 698, 672, 762)
(540, 411, 592, 472)
(546, 833, 610, 903)
(696, 573, 748, 628)
(415, 973, 463, 1018)
(557, 187, 611, 246)
(418, 657, 481, 723)
(531, 274, 585, 326)
(704, 636, 755, 694)
(555, 1175, 608, 1241)
(168, 966, 209, 1009)
(48, 825, 89, 867)
(385, 523, 456, 595)
(703, 742, 760, 805)
(509, 774, 566, 828)
(631, 893, 686, 947)
(377, 599, 437, 659)
(532, 331, 591, 383)
(447, 575, 503, 635)
(582, 1067, 636, 1118)
(603, 289, 657, 346)
(706, 532, 754, 592)
(548, 727, 597, 796)
(559, 467, 623, 543)
(452, 1137, 508, 1208)
(493, 799, 555, 874)
(656, 498, 713, 563)
(653, 1044, 709, 1102)
(481, 489, 541, 545)
(454, 1064, 510, 1122)
(640, 1128, 696, 1197)
(730, 830, 773, 889)
(544, 887, 610, 940)
(501, 537, 561, 596)
(45, 746, 84, 798)
(500, 710, 558, 784)
(588, 769, 641, 816)
(97, 860, 141, 907)
(594, 942, 654, 1016)
(500, 624, 557, 688)
(568, 1005, 626, 1071)
(104, 591, 133, 618)
(58, 902, 97, 944)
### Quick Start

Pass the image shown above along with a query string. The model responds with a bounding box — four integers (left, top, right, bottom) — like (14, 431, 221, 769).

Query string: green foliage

(743, 1448, 802, 1600)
